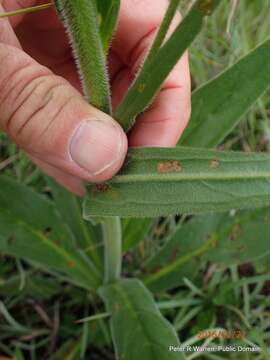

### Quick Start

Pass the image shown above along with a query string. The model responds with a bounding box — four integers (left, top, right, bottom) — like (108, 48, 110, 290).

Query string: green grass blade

(99, 278, 186, 360)
(114, 0, 222, 131)
(0, 3, 52, 18)
(84, 146, 270, 218)
(0, 175, 101, 290)
(96, 0, 120, 53)
(181, 38, 270, 147)
(54, 0, 111, 114)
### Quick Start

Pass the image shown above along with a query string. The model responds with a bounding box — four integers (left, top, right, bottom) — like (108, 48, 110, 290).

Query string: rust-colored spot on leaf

(210, 159, 220, 169)
(170, 248, 180, 262)
(157, 160, 181, 173)
(264, 216, 270, 224)
(229, 223, 242, 241)
(7, 235, 15, 246)
(210, 235, 218, 248)
(198, 0, 214, 15)
(94, 183, 109, 193)
(138, 83, 145, 93)
(237, 245, 246, 252)
(67, 260, 76, 268)
(54, 239, 61, 246)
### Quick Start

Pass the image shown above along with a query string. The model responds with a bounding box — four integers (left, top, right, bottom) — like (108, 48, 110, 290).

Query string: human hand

(0, 0, 191, 195)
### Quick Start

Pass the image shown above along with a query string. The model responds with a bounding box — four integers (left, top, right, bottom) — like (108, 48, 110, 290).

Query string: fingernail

(70, 120, 123, 176)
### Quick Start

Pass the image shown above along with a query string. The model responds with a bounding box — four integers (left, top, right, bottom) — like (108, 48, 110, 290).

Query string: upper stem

(54, 0, 112, 114)
(55, 0, 122, 284)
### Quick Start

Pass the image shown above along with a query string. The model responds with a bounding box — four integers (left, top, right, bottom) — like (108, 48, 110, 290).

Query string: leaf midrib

(111, 171, 270, 184)
(110, 281, 178, 358)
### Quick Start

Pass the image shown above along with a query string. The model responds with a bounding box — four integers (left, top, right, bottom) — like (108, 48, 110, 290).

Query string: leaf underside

(84, 147, 270, 218)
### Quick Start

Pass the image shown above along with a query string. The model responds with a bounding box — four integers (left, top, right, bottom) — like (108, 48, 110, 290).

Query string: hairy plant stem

(54, 0, 111, 113)
(54, 0, 122, 284)
(102, 217, 122, 284)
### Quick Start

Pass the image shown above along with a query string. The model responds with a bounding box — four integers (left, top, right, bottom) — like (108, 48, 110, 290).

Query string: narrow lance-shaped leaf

(143, 208, 270, 292)
(99, 278, 186, 360)
(143, 234, 215, 292)
(142, 215, 222, 293)
(54, 0, 111, 114)
(145, 0, 181, 62)
(114, 0, 222, 131)
(0, 175, 101, 290)
(180, 38, 270, 147)
(84, 147, 270, 218)
(122, 218, 153, 252)
(96, 0, 120, 53)
(47, 177, 103, 269)
(55, 0, 122, 284)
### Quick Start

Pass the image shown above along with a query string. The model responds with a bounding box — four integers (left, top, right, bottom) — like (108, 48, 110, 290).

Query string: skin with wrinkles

(0, 0, 191, 195)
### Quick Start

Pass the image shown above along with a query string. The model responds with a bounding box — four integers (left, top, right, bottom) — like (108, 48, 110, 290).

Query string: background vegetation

(0, 0, 270, 359)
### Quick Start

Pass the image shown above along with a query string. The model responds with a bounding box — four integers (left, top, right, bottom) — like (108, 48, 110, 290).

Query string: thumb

(0, 45, 128, 184)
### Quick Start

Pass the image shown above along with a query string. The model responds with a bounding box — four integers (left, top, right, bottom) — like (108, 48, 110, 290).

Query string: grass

(0, 0, 270, 359)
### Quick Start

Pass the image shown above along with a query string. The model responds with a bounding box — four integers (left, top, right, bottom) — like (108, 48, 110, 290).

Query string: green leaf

(84, 147, 270, 218)
(54, 0, 111, 114)
(99, 278, 186, 360)
(47, 178, 102, 269)
(206, 209, 270, 264)
(96, 0, 120, 53)
(114, 0, 222, 131)
(181, 38, 270, 147)
(142, 215, 219, 292)
(122, 218, 153, 252)
(143, 233, 214, 292)
(50, 339, 82, 360)
(145, 0, 181, 62)
(144, 208, 270, 292)
(14, 347, 25, 360)
(0, 175, 101, 290)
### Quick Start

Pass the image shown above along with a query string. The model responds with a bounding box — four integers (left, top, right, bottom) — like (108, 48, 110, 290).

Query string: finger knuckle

(5, 73, 69, 145)
(11, 75, 70, 147)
